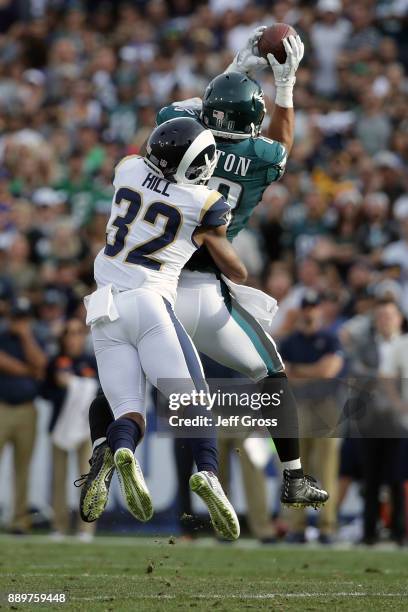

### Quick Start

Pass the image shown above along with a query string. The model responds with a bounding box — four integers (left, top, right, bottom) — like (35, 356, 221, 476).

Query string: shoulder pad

(113, 155, 140, 186)
(200, 191, 231, 228)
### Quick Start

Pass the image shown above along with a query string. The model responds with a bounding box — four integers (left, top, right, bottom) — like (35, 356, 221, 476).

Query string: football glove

(225, 26, 268, 78)
(267, 34, 304, 87)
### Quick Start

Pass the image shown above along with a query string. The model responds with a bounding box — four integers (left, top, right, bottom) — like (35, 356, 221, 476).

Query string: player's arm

(267, 104, 294, 154)
(194, 224, 247, 284)
(193, 192, 247, 283)
(266, 35, 304, 153)
(224, 28, 303, 154)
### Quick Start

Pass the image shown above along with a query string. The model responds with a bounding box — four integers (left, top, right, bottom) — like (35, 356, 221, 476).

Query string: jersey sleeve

(156, 99, 202, 126)
(254, 136, 287, 183)
(200, 191, 231, 228)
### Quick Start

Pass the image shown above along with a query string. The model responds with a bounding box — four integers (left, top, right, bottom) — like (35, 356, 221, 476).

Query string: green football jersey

(156, 102, 287, 271)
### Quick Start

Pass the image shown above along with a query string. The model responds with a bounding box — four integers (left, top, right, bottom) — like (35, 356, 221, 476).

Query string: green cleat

(189, 471, 240, 541)
(114, 448, 153, 522)
(75, 441, 114, 523)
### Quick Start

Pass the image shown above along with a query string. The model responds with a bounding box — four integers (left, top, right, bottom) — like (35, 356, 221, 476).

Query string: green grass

(0, 536, 407, 610)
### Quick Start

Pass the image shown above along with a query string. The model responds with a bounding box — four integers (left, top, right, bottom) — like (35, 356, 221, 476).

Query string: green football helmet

(201, 71, 266, 140)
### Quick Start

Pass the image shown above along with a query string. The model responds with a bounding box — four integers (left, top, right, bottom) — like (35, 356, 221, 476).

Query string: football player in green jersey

(80, 28, 329, 525)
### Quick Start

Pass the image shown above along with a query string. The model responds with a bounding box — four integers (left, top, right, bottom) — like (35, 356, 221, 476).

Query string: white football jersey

(94, 155, 230, 304)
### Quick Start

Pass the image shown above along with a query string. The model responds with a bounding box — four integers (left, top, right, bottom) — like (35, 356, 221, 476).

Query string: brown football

(258, 23, 297, 64)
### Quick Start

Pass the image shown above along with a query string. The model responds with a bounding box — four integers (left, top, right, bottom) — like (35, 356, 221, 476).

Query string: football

(258, 23, 297, 63)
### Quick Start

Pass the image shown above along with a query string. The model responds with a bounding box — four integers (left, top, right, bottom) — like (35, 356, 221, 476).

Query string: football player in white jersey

(79, 117, 245, 540)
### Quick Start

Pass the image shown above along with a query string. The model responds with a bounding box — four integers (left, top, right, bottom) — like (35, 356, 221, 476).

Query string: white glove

(267, 34, 304, 108)
(225, 26, 268, 78)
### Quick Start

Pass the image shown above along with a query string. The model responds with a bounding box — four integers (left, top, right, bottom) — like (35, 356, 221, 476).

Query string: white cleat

(114, 448, 153, 522)
(189, 471, 240, 541)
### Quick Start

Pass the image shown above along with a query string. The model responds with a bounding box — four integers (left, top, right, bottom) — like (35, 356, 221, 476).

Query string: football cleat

(75, 441, 114, 522)
(189, 471, 240, 541)
(281, 470, 329, 509)
(114, 448, 153, 522)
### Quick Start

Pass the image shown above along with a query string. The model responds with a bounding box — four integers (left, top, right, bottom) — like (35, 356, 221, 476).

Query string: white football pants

(175, 271, 284, 382)
(91, 288, 206, 420)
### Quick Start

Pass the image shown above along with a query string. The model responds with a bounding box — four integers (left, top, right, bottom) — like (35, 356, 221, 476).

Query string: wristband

(275, 84, 294, 108)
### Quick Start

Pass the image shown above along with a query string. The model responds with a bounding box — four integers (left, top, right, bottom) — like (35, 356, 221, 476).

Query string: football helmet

(144, 117, 217, 185)
(201, 71, 266, 140)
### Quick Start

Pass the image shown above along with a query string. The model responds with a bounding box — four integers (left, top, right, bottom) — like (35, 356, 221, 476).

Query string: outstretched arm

(267, 104, 294, 153)
(225, 28, 304, 154)
(266, 35, 304, 153)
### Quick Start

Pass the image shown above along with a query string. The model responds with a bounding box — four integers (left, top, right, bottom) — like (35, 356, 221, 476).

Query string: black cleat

(281, 470, 329, 509)
(74, 441, 114, 522)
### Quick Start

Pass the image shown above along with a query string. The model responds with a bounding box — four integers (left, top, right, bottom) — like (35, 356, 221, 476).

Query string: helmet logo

(212, 109, 235, 131)
(213, 109, 225, 128)
(159, 159, 168, 168)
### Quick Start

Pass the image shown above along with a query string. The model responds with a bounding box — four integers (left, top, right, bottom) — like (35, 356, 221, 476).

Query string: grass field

(1, 536, 407, 611)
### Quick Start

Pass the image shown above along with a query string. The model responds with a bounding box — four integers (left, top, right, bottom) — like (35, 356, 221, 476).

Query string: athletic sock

(185, 403, 218, 474)
(282, 458, 302, 472)
(107, 418, 142, 454)
(189, 436, 218, 474)
(261, 372, 302, 469)
(92, 437, 106, 452)
(89, 393, 114, 444)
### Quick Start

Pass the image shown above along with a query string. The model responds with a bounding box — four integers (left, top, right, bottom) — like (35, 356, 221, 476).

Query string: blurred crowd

(1, 0, 408, 544)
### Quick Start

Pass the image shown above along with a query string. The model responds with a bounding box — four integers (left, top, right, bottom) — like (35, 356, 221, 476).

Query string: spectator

(42, 318, 98, 542)
(279, 290, 344, 543)
(347, 299, 405, 544)
(310, 0, 351, 96)
(0, 296, 46, 533)
(357, 192, 396, 262)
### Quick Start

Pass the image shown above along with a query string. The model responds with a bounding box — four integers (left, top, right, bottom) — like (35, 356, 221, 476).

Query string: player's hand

(225, 26, 268, 77)
(267, 34, 304, 87)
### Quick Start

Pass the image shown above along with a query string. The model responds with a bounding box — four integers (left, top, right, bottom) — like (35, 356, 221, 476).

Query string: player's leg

(76, 393, 116, 523)
(177, 276, 328, 508)
(137, 294, 239, 540)
(177, 278, 301, 466)
(176, 276, 271, 381)
(86, 279, 299, 482)
(77, 301, 153, 524)
(91, 316, 153, 523)
(75, 440, 96, 539)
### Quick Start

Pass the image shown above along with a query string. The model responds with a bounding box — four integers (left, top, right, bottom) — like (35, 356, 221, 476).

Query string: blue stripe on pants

(163, 298, 207, 393)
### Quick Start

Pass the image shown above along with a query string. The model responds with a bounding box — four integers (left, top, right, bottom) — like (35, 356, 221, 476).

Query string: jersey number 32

(104, 187, 181, 271)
